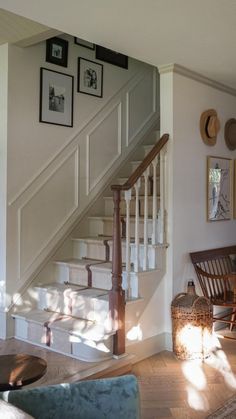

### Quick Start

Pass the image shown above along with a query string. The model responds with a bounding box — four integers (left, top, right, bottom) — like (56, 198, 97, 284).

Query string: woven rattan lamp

(171, 281, 213, 360)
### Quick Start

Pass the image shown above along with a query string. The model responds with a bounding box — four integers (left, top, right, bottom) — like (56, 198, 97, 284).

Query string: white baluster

(158, 148, 166, 243)
(134, 179, 141, 272)
(151, 156, 158, 245)
(143, 167, 150, 270)
(124, 189, 132, 298)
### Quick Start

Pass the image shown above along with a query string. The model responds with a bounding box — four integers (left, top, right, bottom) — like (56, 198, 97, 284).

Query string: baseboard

(126, 332, 172, 364)
(0, 310, 6, 339)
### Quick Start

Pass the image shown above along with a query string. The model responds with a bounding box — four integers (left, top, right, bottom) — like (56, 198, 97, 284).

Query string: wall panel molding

(17, 147, 79, 279)
(126, 67, 157, 146)
(86, 101, 122, 195)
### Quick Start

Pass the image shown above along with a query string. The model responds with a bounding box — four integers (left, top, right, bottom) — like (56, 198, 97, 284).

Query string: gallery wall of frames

(40, 36, 129, 127)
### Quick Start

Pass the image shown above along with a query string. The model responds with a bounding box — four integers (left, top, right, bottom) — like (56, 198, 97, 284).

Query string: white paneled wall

(3, 39, 158, 319)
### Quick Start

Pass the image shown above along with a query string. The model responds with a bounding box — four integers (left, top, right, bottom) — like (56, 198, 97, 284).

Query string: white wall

(0, 44, 8, 308)
(173, 72, 236, 295)
(2, 35, 158, 320)
(7, 35, 150, 200)
(160, 67, 236, 333)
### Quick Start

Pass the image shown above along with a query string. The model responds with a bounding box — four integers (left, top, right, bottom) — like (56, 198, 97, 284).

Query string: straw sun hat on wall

(200, 109, 220, 146)
(224, 118, 236, 150)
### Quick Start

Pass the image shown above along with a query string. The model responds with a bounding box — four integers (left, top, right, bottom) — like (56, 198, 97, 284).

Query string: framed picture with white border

(40, 67, 74, 127)
(77, 58, 103, 98)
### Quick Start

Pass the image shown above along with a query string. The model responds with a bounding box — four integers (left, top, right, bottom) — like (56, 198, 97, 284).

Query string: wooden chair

(190, 246, 236, 336)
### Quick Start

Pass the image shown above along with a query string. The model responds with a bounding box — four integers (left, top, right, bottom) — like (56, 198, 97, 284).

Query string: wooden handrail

(111, 133, 169, 191)
(109, 132, 169, 356)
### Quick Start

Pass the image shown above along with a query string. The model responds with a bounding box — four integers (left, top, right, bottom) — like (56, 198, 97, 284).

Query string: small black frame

(74, 37, 95, 50)
(95, 45, 128, 69)
(46, 37, 68, 67)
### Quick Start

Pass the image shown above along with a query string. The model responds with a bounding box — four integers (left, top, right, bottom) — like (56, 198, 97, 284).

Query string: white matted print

(207, 156, 232, 221)
(77, 58, 103, 98)
(40, 68, 74, 127)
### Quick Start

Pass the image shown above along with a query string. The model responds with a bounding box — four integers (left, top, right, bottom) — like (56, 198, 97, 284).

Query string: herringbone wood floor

(1, 336, 236, 418)
(132, 337, 236, 418)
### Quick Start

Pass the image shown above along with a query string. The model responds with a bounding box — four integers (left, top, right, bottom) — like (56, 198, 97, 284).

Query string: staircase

(12, 130, 169, 363)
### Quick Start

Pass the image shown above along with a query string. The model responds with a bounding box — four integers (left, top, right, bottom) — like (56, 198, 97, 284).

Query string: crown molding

(158, 64, 236, 97)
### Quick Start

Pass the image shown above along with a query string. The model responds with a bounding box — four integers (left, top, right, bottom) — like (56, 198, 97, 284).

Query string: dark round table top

(0, 354, 47, 391)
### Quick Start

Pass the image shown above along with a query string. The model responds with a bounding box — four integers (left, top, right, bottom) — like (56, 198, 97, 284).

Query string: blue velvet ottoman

(0, 374, 140, 418)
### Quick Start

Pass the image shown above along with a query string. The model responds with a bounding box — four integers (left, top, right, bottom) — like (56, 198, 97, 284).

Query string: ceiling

(0, 1, 236, 88)
(0, 9, 60, 46)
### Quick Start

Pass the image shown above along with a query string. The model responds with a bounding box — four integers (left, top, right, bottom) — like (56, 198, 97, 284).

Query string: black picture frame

(40, 67, 74, 127)
(46, 37, 68, 67)
(74, 37, 95, 50)
(77, 58, 103, 98)
(96, 45, 128, 69)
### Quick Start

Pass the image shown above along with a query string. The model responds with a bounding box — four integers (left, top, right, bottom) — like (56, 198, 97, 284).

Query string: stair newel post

(125, 189, 132, 298)
(109, 186, 125, 356)
(151, 156, 158, 245)
(143, 167, 150, 270)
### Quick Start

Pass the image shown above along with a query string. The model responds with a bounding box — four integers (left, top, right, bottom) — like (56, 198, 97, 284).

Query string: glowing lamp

(171, 281, 213, 360)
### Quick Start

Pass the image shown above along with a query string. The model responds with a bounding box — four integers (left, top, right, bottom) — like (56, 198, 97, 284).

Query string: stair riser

(88, 218, 155, 240)
(117, 179, 160, 196)
(55, 263, 112, 290)
(14, 317, 113, 362)
(36, 287, 109, 322)
(104, 197, 159, 217)
(73, 240, 126, 263)
(72, 239, 160, 271)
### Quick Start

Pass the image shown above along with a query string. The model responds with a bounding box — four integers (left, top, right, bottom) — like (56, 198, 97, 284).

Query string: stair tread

(35, 282, 109, 299)
(54, 256, 115, 272)
(103, 195, 160, 200)
(35, 282, 87, 291)
(88, 215, 154, 222)
(72, 237, 112, 244)
(72, 235, 168, 247)
(54, 257, 109, 266)
(13, 310, 114, 339)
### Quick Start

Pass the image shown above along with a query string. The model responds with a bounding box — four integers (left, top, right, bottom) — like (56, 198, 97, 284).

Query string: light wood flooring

(132, 336, 236, 418)
(1, 336, 236, 418)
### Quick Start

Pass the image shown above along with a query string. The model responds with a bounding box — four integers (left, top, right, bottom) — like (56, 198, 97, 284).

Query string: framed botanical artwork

(77, 58, 103, 98)
(39, 68, 74, 127)
(46, 37, 68, 67)
(207, 156, 233, 221)
(96, 45, 128, 69)
(74, 37, 95, 50)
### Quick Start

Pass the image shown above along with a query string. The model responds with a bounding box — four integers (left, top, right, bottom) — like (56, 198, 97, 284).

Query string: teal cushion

(0, 375, 140, 419)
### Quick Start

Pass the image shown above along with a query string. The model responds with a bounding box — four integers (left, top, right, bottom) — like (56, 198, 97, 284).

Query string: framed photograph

(96, 45, 128, 69)
(77, 58, 103, 98)
(40, 68, 74, 127)
(74, 37, 95, 50)
(207, 156, 233, 221)
(46, 37, 68, 67)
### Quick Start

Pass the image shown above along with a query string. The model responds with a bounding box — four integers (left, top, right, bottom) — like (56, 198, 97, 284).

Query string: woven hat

(224, 118, 236, 150)
(200, 109, 220, 146)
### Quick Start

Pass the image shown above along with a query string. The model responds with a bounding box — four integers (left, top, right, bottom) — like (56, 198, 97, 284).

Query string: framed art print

(40, 68, 74, 127)
(77, 58, 103, 97)
(207, 156, 232, 221)
(46, 37, 68, 67)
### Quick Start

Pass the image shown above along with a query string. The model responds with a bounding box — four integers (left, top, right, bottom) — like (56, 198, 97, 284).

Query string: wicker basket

(171, 282, 213, 360)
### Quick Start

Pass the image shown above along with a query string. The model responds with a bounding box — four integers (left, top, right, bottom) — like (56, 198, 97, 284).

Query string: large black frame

(95, 45, 128, 69)
(39, 67, 74, 127)
(46, 37, 68, 67)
